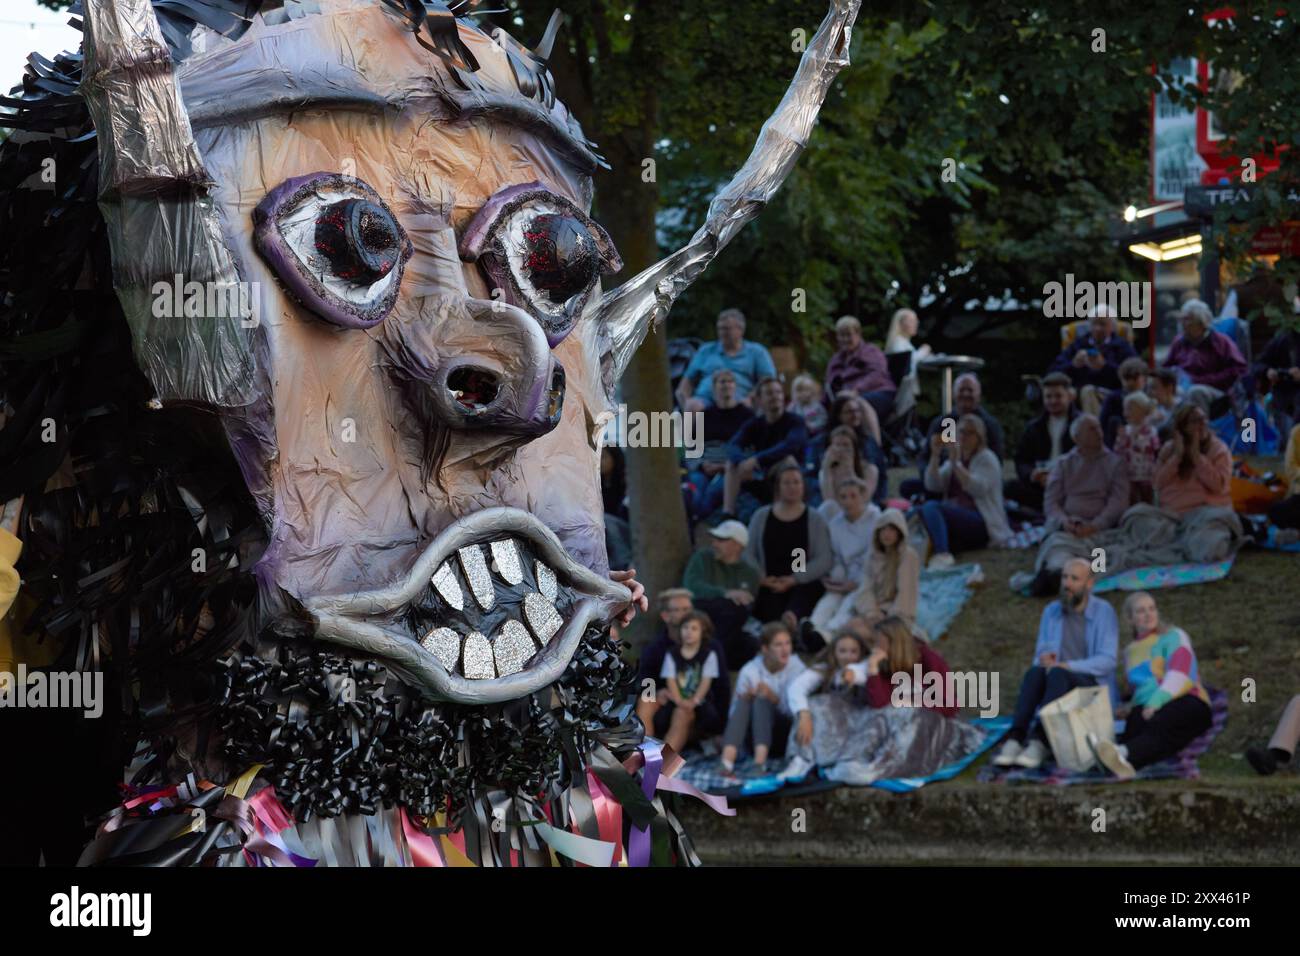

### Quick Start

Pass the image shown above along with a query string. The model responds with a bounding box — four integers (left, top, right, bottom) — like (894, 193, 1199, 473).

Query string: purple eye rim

(458, 182, 622, 346)
(253, 172, 414, 330)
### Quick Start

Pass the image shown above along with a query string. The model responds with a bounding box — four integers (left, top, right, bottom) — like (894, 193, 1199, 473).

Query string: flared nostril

(447, 366, 501, 413)
(546, 365, 565, 424)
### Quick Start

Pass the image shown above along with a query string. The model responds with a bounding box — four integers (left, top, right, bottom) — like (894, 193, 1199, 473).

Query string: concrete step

(678, 778, 1300, 865)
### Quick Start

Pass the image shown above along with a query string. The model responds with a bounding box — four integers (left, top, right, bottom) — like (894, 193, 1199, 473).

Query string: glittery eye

(254, 172, 413, 329)
(459, 182, 622, 346)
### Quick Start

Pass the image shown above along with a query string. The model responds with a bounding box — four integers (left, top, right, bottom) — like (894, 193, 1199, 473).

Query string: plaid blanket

(977, 688, 1229, 785)
(675, 716, 1009, 801)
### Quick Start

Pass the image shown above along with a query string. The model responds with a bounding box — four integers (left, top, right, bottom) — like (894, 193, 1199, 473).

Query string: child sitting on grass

(635, 610, 723, 755)
(720, 621, 808, 780)
(778, 630, 870, 781)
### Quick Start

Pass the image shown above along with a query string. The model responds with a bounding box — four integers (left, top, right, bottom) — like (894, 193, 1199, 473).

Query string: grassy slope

(882, 463, 1300, 781)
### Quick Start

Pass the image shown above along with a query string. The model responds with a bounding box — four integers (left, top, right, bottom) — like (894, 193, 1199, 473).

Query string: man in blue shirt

(676, 308, 777, 410)
(722, 377, 808, 514)
(993, 557, 1118, 769)
(1049, 307, 1138, 392)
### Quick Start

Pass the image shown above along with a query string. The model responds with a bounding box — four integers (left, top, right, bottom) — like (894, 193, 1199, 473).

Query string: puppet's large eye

(459, 182, 622, 346)
(254, 173, 413, 329)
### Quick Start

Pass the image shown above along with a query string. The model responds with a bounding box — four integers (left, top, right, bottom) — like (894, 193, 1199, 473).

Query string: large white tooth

(420, 627, 460, 674)
(523, 592, 563, 644)
(431, 562, 463, 611)
(535, 561, 558, 602)
(490, 539, 524, 586)
(462, 631, 495, 679)
(493, 620, 538, 677)
(458, 544, 495, 610)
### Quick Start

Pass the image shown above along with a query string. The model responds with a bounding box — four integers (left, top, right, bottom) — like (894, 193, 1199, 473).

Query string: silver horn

(79, 0, 256, 407)
(598, 0, 861, 379)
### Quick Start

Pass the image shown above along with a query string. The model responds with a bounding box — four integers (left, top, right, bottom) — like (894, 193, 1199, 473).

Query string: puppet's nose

(377, 296, 564, 439)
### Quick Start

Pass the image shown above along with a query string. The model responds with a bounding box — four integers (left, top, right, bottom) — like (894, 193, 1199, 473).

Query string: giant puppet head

(2, 0, 858, 863)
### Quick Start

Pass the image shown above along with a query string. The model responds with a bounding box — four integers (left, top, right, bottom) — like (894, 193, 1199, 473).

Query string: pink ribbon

(586, 768, 624, 866)
(399, 807, 445, 867)
(655, 772, 735, 816)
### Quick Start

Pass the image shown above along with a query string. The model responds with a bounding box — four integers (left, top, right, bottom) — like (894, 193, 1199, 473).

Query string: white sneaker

(1093, 738, 1136, 779)
(992, 739, 1024, 767)
(777, 755, 813, 782)
(927, 552, 956, 570)
(1014, 739, 1050, 768)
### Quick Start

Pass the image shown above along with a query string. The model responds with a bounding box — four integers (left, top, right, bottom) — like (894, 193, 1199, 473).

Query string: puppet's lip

(303, 508, 629, 704)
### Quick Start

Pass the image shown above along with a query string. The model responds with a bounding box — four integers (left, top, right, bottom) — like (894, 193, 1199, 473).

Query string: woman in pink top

(1153, 404, 1232, 514)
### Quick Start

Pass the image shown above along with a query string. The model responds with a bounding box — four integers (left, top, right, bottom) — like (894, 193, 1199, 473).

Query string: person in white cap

(682, 520, 764, 666)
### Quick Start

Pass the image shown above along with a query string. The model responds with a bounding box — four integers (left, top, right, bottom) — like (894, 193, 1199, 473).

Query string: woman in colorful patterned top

(1089, 591, 1212, 778)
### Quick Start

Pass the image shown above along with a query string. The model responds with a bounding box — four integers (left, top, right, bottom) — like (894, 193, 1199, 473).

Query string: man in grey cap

(682, 520, 764, 665)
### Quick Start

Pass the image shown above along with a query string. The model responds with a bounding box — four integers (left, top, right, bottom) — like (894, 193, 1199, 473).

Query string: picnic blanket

(1092, 559, 1235, 592)
(978, 687, 1228, 785)
(1004, 523, 1050, 550)
(915, 563, 981, 640)
(1035, 504, 1245, 578)
(1258, 525, 1300, 553)
(675, 714, 1006, 800)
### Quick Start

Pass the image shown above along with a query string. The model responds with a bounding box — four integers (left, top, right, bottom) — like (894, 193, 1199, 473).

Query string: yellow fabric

(0, 527, 63, 673)
(1060, 319, 1134, 348)
(0, 528, 19, 621)
(1285, 425, 1300, 497)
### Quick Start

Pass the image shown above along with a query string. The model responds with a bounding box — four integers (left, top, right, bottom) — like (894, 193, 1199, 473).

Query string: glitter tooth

(462, 631, 495, 679)
(458, 544, 495, 610)
(493, 620, 538, 677)
(431, 561, 463, 611)
(523, 592, 563, 644)
(535, 561, 558, 602)
(420, 627, 461, 673)
(490, 539, 524, 586)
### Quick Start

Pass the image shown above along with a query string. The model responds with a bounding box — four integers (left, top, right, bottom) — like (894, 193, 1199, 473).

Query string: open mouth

(304, 508, 629, 704)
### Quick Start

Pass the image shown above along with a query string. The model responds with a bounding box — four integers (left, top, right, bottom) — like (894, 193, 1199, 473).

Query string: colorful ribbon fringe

(81, 736, 728, 867)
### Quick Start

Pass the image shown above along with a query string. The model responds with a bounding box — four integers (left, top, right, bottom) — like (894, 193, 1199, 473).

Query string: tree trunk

(530, 4, 692, 651)
(592, 54, 690, 654)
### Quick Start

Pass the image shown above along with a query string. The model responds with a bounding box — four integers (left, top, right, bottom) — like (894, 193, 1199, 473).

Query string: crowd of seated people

(610, 299, 1297, 783)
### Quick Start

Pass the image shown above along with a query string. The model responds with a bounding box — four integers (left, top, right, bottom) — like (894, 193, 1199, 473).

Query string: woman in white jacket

(920, 413, 1012, 568)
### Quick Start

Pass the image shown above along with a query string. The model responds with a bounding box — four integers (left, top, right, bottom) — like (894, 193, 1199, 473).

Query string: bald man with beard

(993, 558, 1119, 769)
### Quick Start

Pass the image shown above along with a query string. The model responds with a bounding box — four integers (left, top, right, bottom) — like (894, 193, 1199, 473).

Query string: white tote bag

(1038, 685, 1114, 772)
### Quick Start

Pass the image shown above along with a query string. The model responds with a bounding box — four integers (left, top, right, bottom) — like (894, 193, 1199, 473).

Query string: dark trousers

(899, 476, 937, 502)
(1268, 494, 1300, 530)
(722, 696, 792, 758)
(1009, 665, 1098, 743)
(694, 596, 758, 668)
(1120, 695, 1213, 768)
(1004, 477, 1045, 512)
(753, 580, 824, 625)
(919, 500, 988, 555)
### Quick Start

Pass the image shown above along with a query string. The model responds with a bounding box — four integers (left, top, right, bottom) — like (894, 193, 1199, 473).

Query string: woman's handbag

(1038, 685, 1115, 772)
